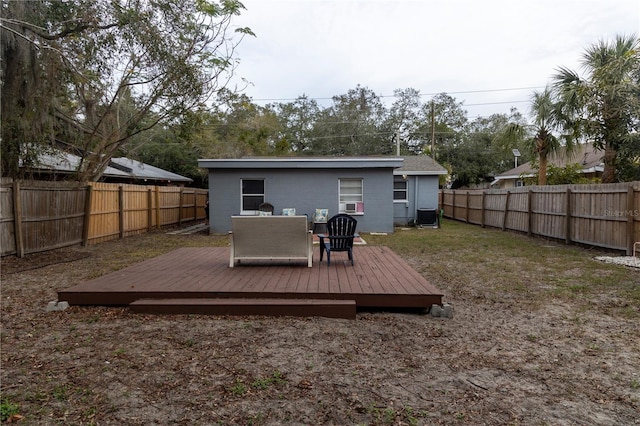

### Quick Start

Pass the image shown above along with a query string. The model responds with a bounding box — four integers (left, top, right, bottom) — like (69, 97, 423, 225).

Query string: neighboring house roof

(394, 155, 448, 176)
(198, 156, 404, 169)
(22, 150, 192, 183)
(109, 157, 193, 183)
(492, 144, 604, 184)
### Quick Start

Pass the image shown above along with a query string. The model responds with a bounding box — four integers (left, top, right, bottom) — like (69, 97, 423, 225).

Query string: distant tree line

(1, 2, 638, 188)
(130, 86, 534, 189)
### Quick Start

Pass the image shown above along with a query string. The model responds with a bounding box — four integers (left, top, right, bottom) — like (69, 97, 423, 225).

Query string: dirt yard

(1, 223, 639, 425)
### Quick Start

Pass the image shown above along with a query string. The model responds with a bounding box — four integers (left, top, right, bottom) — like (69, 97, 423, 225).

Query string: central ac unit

(345, 203, 357, 213)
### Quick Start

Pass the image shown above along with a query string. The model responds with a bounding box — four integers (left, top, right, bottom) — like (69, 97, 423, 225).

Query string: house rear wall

(393, 175, 441, 225)
(208, 168, 395, 234)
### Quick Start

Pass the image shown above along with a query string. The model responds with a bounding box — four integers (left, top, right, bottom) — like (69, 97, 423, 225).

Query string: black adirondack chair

(318, 214, 358, 266)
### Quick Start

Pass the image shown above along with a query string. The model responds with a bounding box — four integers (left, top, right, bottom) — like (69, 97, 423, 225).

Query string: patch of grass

(246, 412, 264, 425)
(251, 377, 271, 390)
(86, 270, 104, 279)
(77, 387, 95, 403)
(251, 371, 286, 390)
(84, 406, 97, 419)
(87, 314, 100, 324)
(366, 404, 425, 425)
(230, 380, 247, 396)
(1, 398, 20, 422)
(455, 412, 466, 421)
(383, 407, 396, 423)
(366, 220, 640, 318)
(53, 384, 69, 401)
(25, 389, 48, 403)
(403, 406, 420, 426)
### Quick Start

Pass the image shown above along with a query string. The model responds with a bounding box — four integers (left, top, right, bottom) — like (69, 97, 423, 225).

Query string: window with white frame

(393, 177, 408, 201)
(241, 179, 265, 214)
(339, 178, 363, 213)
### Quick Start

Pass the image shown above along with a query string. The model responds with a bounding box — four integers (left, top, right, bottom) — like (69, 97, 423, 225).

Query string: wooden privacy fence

(440, 182, 640, 255)
(1, 178, 207, 257)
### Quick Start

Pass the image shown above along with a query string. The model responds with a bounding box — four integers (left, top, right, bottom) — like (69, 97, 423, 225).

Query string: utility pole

(395, 132, 400, 156)
(430, 100, 435, 158)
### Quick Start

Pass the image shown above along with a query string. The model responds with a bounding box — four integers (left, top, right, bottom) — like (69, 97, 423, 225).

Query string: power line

(249, 86, 545, 103)
(464, 99, 530, 106)
(432, 86, 543, 96)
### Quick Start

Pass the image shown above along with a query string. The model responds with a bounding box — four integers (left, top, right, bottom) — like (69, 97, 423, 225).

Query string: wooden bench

(229, 215, 313, 267)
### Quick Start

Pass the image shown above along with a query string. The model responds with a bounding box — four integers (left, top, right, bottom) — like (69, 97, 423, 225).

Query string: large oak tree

(1, 0, 252, 181)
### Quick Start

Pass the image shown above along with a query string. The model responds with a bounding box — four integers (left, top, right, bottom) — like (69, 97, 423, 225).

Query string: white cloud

(231, 0, 640, 118)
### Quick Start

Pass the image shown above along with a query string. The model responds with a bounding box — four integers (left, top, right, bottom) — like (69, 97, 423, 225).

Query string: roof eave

(198, 157, 404, 169)
(393, 170, 448, 176)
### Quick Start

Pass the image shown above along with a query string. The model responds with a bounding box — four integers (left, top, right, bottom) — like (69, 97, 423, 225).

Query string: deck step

(129, 298, 357, 319)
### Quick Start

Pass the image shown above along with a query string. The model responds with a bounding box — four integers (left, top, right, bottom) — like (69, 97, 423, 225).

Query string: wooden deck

(58, 246, 443, 319)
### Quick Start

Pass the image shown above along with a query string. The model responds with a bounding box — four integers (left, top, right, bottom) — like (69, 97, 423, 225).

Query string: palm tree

(526, 88, 567, 186)
(553, 34, 640, 183)
(497, 87, 569, 185)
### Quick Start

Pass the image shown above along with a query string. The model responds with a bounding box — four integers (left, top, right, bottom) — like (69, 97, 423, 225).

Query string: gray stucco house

(198, 156, 447, 234)
(392, 155, 447, 226)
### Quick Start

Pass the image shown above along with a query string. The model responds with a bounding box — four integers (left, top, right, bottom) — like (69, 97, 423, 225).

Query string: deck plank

(58, 246, 443, 315)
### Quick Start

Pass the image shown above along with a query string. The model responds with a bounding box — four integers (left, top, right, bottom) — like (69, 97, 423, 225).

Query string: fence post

(82, 184, 93, 246)
(147, 188, 153, 232)
(465, 191, 470, 223)
(627, 186, 635, 255)
(178, 187, 184, 225)
(13, 181, 24, 258)
(565, 188, 572, 244)
(452, 191, 456, 221)
(119, 185, 124, 239)
(155, 186, 161, 229)
(480, 191, 486, 228)
(527, 189, 533, 236)
(502, 191, 510, 231)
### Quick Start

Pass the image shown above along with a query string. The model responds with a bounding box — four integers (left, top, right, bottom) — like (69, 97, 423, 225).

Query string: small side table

(318, 234, 327, 262)
(313, 222, 328, 234)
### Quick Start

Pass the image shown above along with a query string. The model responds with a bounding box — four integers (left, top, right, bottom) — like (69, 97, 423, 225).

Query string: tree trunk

(601, 144, 617, 183)
(538, 153, 548, 186)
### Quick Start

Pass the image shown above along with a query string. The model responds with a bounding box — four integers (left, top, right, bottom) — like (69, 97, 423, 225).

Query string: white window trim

(338, 178, 364, 215)
(240, 178, 265, 215)
(393, 178, 408, 203)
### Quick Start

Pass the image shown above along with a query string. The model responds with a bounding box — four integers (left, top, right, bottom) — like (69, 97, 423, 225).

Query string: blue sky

(230, 0, 640, 119)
